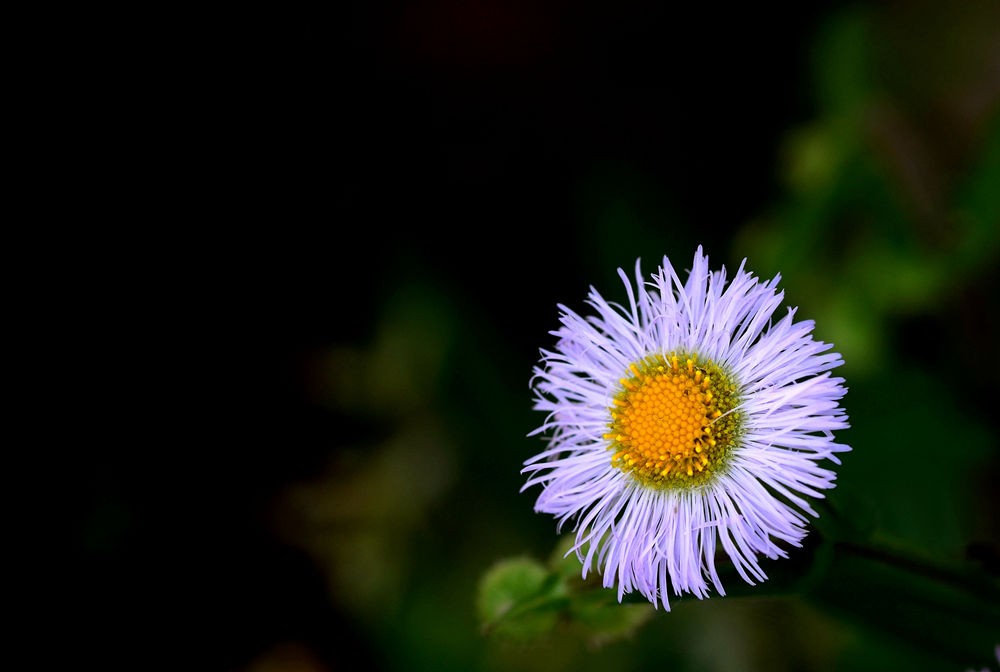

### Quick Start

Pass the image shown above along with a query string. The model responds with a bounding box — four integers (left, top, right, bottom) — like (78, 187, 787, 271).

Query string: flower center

(604, 352, 743, 489)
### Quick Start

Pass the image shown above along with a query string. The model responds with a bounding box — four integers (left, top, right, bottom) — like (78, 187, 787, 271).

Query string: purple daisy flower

(522, 246, 850, 610)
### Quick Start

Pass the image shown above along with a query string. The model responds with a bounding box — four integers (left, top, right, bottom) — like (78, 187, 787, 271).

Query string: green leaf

(476, 557, 564, 640)
(811, 8, 873, 115)
(953, 116, 1000, 271)
(569, 591, 654, 647)
(547, 533, 588, 582)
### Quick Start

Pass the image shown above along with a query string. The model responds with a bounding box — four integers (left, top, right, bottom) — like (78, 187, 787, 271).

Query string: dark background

(75, 2, 999, 670)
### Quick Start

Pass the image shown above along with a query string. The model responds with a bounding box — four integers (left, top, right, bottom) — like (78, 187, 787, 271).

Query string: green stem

(834, 538, 1000, 601)
(804, 537, 1000, 664)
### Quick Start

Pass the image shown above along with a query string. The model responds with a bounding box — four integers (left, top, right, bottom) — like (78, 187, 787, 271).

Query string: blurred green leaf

(546, 535, 654, 645)
(477, 557, 565, 640)
(479, 539, 657, 646)
(953, 116, 1000, 270)
(811, 8, 872, 116)
(781, 122, 847, 194)
(568, 591, 654, 647)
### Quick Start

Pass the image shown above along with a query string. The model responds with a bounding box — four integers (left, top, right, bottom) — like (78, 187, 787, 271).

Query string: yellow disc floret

(603, 351, 743, 489)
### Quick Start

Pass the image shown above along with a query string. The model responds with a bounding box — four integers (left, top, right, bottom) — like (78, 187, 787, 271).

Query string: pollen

(606, 351, 743, 489)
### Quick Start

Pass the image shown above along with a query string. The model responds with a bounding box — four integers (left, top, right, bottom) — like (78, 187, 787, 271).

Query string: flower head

(522, 247, 850, 609)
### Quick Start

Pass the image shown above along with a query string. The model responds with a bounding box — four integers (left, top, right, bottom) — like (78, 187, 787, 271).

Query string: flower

(522, 246, 850, 609)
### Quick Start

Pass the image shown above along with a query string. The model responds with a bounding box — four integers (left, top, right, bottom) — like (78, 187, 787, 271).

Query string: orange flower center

(604, 352, 742, 489)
